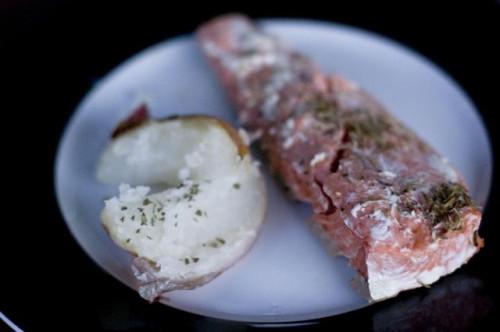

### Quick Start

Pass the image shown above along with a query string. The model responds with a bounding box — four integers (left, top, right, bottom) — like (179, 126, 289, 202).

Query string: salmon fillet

(197, 14, 483, 300)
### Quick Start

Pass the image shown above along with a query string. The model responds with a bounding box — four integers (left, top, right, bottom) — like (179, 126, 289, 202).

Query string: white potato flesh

(98, 118, 246, 186)
(98, 117, 266, 301)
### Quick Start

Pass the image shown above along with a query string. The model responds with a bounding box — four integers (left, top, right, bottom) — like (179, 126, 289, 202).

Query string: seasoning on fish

(197, 14, 483, 300)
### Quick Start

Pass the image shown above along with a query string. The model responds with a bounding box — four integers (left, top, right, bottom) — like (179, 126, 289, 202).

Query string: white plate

(55, 19, 492, 323)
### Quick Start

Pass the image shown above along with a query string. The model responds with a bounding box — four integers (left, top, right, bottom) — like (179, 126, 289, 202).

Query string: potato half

(97, 108, 266, 302)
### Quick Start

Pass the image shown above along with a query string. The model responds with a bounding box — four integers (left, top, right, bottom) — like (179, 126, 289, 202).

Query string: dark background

(3, 1, 499, 331)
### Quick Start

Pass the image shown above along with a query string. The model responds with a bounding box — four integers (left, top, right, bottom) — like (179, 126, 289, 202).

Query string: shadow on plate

(95, 272, 493, 331)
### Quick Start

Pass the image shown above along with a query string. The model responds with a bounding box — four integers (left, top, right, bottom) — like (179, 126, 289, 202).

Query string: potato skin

(112, 104, 150, 138)
(110, 105, 249, 157)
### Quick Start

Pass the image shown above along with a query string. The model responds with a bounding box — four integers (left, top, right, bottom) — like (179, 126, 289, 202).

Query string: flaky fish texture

(197, 14, 483, 300)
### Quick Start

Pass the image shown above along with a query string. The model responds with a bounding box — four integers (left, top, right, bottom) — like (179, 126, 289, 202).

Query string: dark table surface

(3, 1, 500, 331)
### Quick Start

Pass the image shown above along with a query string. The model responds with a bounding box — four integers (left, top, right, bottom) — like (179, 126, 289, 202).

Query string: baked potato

(97, 106, 266, 302)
